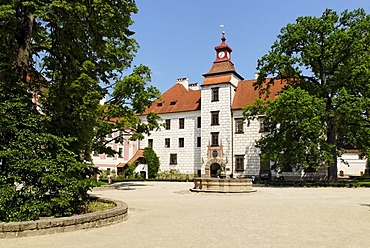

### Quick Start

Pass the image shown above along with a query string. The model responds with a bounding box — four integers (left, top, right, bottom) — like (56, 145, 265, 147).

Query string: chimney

(188, 83, 199, 91)
(176, 77, 189, 90)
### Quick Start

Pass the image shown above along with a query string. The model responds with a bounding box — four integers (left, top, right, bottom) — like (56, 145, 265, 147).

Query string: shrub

(356, 182, 370, 187)
(156, 169, 189, 181)
(143, 147, 160, 178)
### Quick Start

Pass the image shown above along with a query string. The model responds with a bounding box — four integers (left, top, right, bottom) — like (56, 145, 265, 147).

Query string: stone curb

(189, 188, 257, 193)
(0, 197, 128, 239)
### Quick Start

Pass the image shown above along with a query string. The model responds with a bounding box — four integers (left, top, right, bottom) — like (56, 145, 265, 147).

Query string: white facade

(232, 110, 264, 177)
(200, 83, 234, 174)
(92, 130, 138, 174)
(140, 110, 202, 175)
(139, 77, 268, 178)
(337, 152, 367, 176)
(139, 35, 367, 179)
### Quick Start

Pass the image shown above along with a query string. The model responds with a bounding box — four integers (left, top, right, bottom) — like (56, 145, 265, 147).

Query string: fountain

(191, 144, 256, 193)
(191, 177, 256, 193)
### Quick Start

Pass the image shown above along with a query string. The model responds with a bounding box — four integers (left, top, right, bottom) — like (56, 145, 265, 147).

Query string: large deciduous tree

(244, 87, 331, 173)
(0, 0, 160, 221)
(244, 8, 370, 180)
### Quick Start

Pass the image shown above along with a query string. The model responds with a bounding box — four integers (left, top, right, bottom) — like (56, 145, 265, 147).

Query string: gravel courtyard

(2, 181, 370, 248)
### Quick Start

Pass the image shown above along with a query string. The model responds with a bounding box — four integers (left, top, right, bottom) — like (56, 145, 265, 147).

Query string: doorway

(210, 163, 221, 177)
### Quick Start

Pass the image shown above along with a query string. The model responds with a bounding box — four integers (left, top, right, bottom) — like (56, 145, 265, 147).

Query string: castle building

(138, 35, 366, 179)
(92, 130, 139, 174)
(139, 34, 284, 179)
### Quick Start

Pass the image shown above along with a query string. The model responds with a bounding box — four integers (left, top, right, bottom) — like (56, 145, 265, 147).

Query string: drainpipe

(230, 85, 234, 177)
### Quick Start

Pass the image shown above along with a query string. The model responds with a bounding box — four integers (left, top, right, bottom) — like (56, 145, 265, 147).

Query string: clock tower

(214, 31, 232, 62)
(200, 33, 244, 178)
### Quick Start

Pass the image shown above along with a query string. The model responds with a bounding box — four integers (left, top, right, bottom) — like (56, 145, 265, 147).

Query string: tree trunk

(327, 118, 338, 181)
(16, 10, 34, 82)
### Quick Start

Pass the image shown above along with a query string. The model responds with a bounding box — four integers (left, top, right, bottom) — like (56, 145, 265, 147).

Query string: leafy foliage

(143, 147, 160, 179)
(0, 0, 159, 221)
(246, 8, 370, 180)
(120, 163, 137, 179)
(244, 87, 332, 172)
(93, 65, 161, 156)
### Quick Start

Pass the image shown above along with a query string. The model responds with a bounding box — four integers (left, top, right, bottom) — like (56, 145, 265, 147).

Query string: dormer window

(157, 102, 163, 107)
(170, 101, 177, 106)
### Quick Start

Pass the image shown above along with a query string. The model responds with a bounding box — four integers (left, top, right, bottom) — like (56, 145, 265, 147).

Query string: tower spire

(220, 24, 226, 42)
(213, 26, 232, 62)
(202, 30, 243, 81)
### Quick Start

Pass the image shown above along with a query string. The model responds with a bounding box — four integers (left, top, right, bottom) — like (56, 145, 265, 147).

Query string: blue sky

(130, 0, 370, 93)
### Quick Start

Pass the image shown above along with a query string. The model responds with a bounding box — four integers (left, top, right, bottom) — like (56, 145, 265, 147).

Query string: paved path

(2, 182, 370, 248)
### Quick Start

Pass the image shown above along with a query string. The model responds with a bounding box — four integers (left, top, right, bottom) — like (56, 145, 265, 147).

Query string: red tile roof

(215, 35, 233, 51)
(341, 149, 363, 154)
(202, 75, 232, 86)
(142, 83, 201, 115)
(201, 60, 243, 86)
(232, 79, 287, 110)
(202, 61, 237, 77)
(116, 162, 126, 168)
(143, 78, 285, 114)
(117, 149, 144, 168)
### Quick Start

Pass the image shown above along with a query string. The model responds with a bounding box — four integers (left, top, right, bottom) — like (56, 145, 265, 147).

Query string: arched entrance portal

(210, 163, 221, 178)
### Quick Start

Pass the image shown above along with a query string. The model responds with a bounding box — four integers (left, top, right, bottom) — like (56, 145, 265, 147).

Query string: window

(197, 137, 201, 147)
(235, 155, 245, 171)
(118, 148, 123, 158)
(170, 101, 177, 105)
(165, 138, 170, 148)
(211, 132, 219, 146)
(165, 119, 171, 130)
(148, 139, 153, 148)
(107, 133, 113, 138)
(259, 118, 268, 132)
(197, 117, 201, 128)
(211, 111, 219, 125)
(157, 102, 163, 107)
(235, 118, 244, 133)
(107, 147, 113, 157)
(170, 154, 177, 165)
(212, 87, 219, 102)
(179, 138, 184, 148)
(179, 118, 185, 129)
(93, 150, 99, 157)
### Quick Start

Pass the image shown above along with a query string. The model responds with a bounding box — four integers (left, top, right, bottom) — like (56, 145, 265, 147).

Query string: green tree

(93, 65, 161, 156)
(244, 87, 331, 172)
(143, 147, 160, 179)
(0, 0, 159, 221)
(249, 8, 370, 180)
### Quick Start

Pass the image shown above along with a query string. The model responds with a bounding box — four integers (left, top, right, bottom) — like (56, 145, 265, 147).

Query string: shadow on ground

(115, 182, 151, 191)
(360, 203, 370, 209)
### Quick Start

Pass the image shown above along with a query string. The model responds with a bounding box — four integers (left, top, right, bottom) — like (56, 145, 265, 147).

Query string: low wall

(191, 178, 256, 193)
(0, 197, 128, 239)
